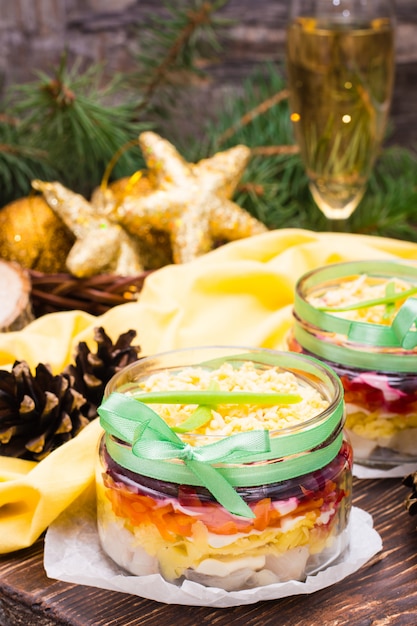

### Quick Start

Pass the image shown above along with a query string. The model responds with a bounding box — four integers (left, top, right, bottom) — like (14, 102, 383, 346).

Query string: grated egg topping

(133, 361, 329, 442)
(308, 274, 413, 325)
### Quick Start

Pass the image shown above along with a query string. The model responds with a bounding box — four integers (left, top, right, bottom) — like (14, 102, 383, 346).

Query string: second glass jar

(288, 260, 417, 467)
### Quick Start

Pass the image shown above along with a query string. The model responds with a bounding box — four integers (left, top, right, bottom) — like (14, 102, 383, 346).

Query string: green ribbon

(172, 380, 220, 433)
(294, 260, 417, 354)
(99, 392, 271, 518)
(104, 427, 344, 488)
(129, 389, 302, 434)
(98, 384, 344, 519)
(392, 297, 417, 350)
(130, 389, 302, 406)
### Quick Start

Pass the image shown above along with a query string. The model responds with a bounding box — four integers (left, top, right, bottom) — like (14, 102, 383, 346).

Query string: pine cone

(403, 471, 417, 516)
(0, 327, 142, 461)
(0, 361, 89, 461)
(64, 326, 141, 415)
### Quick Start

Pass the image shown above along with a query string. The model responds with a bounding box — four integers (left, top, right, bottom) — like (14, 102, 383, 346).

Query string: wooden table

(1, 477, 417, 626)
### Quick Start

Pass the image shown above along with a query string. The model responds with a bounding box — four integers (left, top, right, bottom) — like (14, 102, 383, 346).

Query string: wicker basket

(29, 270, 154, 317)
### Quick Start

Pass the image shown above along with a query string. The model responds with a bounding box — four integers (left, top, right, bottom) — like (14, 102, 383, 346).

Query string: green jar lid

(293, 260, 417, 371)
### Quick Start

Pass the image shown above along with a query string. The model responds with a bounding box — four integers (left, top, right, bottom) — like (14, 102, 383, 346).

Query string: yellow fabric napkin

(0, 419, 102, 553)
(1, 228, 417, 553)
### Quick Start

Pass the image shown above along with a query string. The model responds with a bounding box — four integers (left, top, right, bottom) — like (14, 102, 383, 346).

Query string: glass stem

(328, 218, 347, 233)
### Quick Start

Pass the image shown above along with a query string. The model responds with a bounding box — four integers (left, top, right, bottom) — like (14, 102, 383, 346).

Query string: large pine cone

(0, 327, 142, 461)
(0, 361, 89, 461)
(64, 326, 141, 414)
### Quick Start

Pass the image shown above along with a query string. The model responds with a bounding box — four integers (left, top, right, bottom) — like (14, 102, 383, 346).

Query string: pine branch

(6, 54, 149, 198)
(197, 63, 296, 153)
(134, 0, 230, 111)
(216, 88, 292, 146)
(0, 115, 55, 206)
(193, 62, 315, 228)
(349, 147, 417, 240)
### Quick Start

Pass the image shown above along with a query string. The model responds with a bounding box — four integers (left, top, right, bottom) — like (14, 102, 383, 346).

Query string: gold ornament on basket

(101, 173, 173, 270)
(31, 180, 144, 278)
(32, 132, 266, 278)
(113, 131, 268, 263)
(0, 195, 74, 273)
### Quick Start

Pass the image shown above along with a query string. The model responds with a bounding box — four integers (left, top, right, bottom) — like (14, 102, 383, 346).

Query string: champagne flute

(286, 0, 396, 224)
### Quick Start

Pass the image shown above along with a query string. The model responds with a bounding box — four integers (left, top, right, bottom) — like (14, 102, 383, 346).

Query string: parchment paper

(353, 462, 416, 479)
(44, 488, 382, 608)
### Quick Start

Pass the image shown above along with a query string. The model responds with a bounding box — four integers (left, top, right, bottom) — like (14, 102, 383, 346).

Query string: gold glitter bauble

(0, 196, 75, 273)
(115, 131, 268, 264)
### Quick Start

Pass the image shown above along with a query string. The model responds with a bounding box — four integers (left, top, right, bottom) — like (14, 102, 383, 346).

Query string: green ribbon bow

(98, 392, 273, 518)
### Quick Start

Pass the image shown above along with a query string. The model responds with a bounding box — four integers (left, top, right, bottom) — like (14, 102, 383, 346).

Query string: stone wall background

(1, 0, 416, 148)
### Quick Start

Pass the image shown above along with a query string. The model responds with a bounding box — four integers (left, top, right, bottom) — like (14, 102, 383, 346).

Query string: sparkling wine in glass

(286, 0, 396, 221)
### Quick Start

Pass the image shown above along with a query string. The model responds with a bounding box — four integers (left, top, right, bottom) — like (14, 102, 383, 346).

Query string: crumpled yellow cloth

(1, 228, 417, 553)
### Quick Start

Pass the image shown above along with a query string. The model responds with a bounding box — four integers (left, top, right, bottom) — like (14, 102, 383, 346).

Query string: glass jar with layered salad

(96, 346, 352, 591)
(288, 260, 417, 468)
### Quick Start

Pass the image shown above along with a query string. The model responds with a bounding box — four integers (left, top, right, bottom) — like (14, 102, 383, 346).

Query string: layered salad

(96, 360, 352, 591)
(291, 271, 417, 464)
(337, 367, 417, 461)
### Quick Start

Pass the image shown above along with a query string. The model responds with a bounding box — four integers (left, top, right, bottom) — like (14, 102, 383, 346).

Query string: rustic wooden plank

(1, 477, 417, 625)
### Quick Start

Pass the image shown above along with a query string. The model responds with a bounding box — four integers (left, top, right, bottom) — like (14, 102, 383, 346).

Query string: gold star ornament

(31, 180, 143, 278)
(114, 131, 268, 263)
(32, 133, 267, 277)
